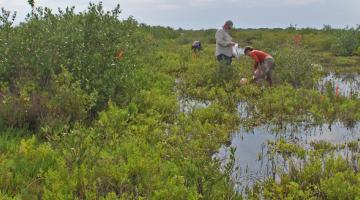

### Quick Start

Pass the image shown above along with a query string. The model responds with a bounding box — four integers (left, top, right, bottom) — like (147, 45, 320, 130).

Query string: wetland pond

(217, 122, 360, 192)
(178, 72, 360, 192)
(218, 72, 360, 191)
(318, 72, 360, 97)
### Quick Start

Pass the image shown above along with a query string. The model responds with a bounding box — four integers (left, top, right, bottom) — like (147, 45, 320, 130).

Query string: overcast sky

(1, 0, 359, 29)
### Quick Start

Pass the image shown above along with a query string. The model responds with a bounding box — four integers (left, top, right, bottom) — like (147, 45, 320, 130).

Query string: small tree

(331, 27, 360, 56)
(28, 0, 35, 9)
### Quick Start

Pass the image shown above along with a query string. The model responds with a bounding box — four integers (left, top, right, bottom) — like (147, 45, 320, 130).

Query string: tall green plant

(331, 27, 360, 56)
(273, 43, 319, 88)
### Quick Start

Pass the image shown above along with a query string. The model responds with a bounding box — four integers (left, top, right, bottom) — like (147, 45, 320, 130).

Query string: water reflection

(218, 122, 360, 191)
(318, 73, 360, 97)
(178, 97, 211, 113)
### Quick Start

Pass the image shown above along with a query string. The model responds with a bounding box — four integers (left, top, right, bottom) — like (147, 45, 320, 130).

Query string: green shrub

(321, 171, 360, 200)
(0, 136, 58, 199)
(331, 27, 360, 56)
(273, 43, 319, 88)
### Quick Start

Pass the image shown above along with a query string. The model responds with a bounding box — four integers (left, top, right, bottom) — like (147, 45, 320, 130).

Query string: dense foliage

(0, 2, 360, 200)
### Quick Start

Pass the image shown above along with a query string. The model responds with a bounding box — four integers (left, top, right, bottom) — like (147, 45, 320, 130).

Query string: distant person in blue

(215, 20, 236, 65)
(191, 40, 202, 53)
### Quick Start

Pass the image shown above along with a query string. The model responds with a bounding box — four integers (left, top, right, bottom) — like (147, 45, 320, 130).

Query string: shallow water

(176, 73, 360, 191)
(178, 97, 211, 113)
(221, 72, 360, 190)
(218, 122, 360, 191)
(318, 73, 360, 97)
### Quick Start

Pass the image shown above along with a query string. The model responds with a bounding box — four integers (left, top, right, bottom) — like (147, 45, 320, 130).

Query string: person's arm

(250, 53, 260, 70)
(216, 29, 233, 47)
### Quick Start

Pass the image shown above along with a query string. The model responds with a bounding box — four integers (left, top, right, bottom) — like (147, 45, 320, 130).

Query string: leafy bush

(1, 2, 360, 199)
(0, 136, 58, 199)
(273, 43, 319, 88)
(331, 27, 360, 56)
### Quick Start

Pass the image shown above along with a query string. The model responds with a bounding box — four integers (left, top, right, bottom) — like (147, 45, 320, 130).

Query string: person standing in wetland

(244, 46, 275, 86)
(215, 20, 237, 83)
(215, 20, 236, 65)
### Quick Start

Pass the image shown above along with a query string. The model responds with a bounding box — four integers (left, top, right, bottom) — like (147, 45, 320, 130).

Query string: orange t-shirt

(249, 50, 271, 69)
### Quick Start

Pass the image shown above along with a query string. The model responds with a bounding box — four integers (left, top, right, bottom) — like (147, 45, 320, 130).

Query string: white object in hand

(232, 43, 244, 58)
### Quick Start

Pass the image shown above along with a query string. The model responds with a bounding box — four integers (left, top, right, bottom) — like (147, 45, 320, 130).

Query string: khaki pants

(254, 57, 274, 80)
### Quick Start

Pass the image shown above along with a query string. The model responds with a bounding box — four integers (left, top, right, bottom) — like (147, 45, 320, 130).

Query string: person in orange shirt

(244, 46, 275, 86)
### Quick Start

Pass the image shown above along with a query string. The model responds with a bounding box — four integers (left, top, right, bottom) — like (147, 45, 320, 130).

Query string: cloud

(1, 0, 359, 29)
(123, 0, 326, 11)
(233, 0, 324, 8)
(280, 0, 323, 5)
(122, 0, 219, 9)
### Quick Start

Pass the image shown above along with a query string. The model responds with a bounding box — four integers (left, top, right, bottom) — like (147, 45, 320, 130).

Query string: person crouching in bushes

(191, 40, 202, 53)
(244, 46, 275, 86)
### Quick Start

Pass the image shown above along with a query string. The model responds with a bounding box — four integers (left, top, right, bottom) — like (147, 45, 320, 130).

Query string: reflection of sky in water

(304, 124, 359, 144)
(178, 98, 210, 113)
(220, 73, 360, 188)
(218, 122, 360, 190)
(178, 72, 360, 190)
(318, 73, 360, 97)
(176, 78, 211, 113)
(237, 102, 249, 119)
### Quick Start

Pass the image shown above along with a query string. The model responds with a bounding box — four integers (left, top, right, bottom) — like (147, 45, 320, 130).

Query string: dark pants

(216, 54, 235, 83)
(217, 54, 232, 65)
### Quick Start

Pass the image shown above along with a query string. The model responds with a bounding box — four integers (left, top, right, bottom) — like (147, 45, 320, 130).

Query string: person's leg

(217, 54, 232, 65)
(254, 65, 266, 81)
(263, 58, 274, 86)
(216, 54, 233, 83)
(225, 56, 232, 65)
(266, 71, 273, 86)
(217, 54, 226, 82)
(217, 54, 225, 62)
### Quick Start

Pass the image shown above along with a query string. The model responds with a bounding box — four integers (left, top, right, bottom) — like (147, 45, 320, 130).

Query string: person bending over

(244, 46, 275, 86)
(191, 40, 202, 53)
